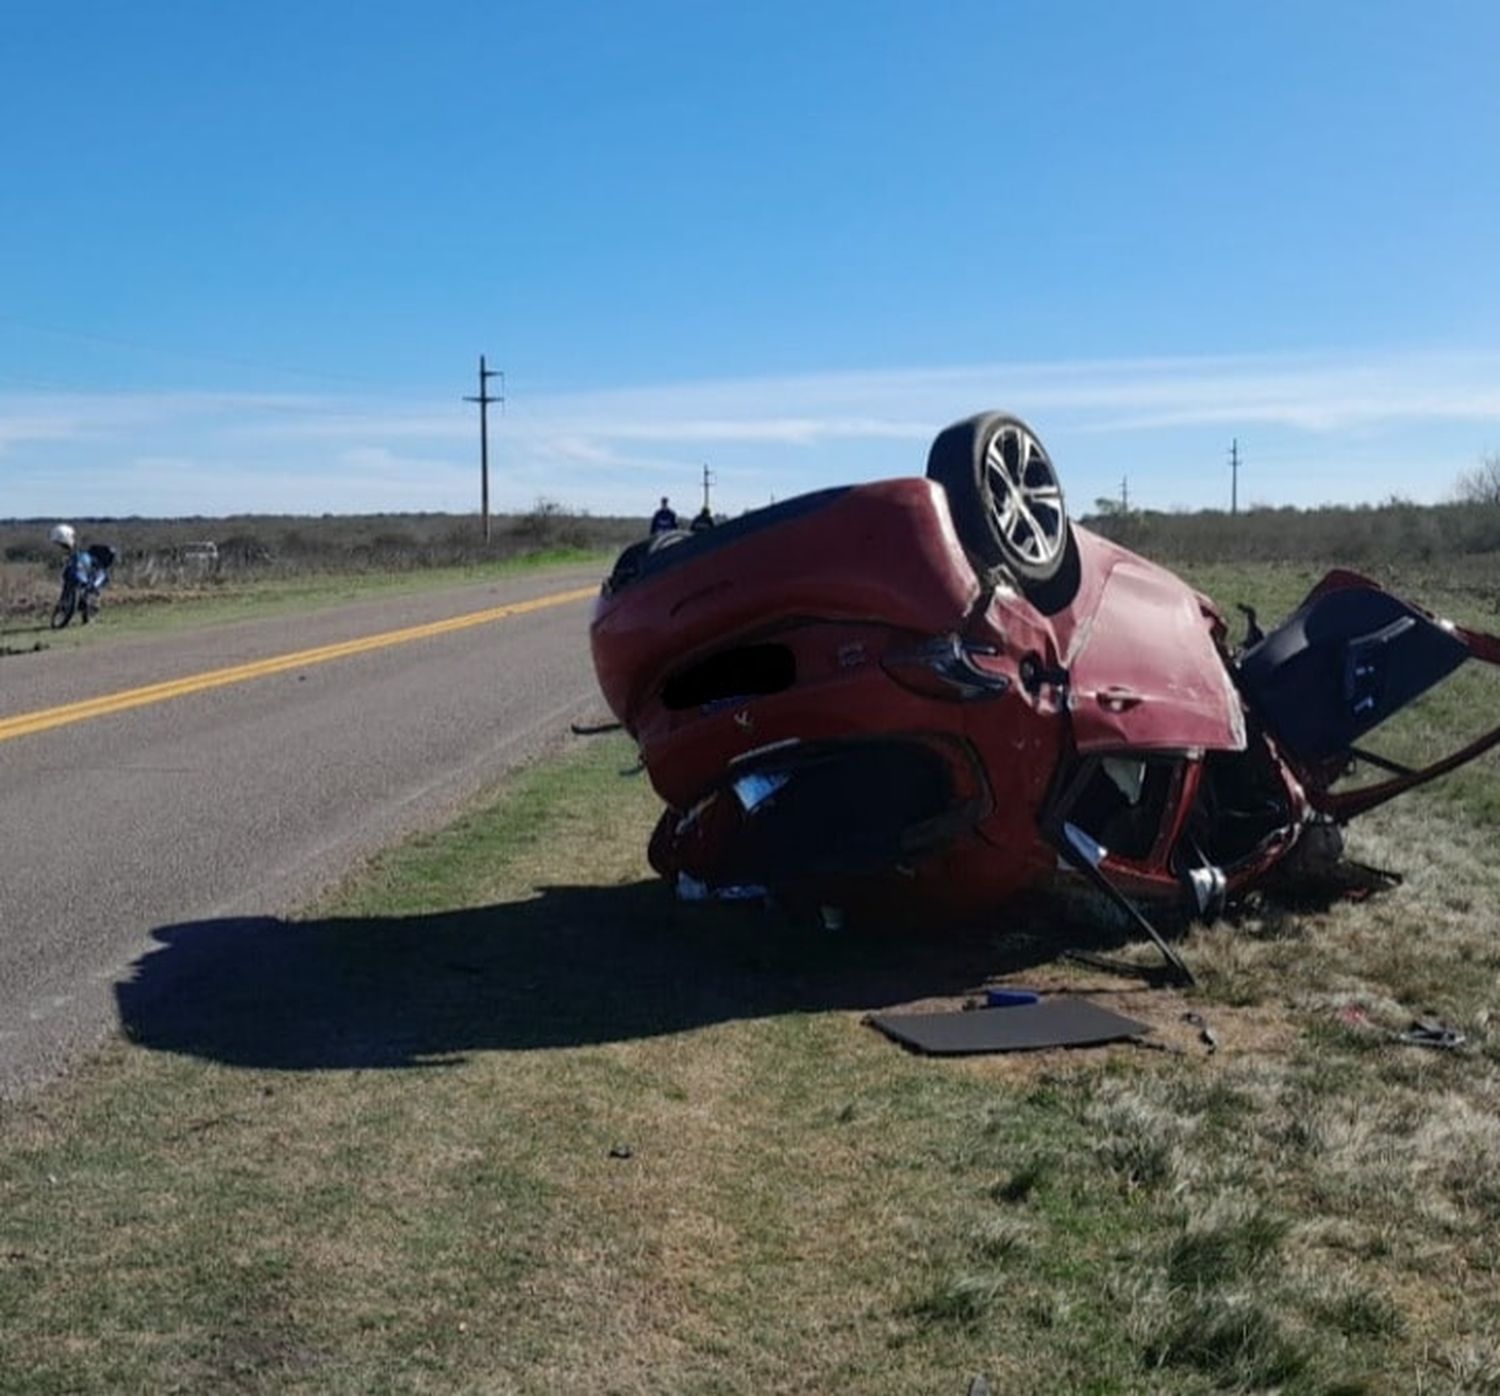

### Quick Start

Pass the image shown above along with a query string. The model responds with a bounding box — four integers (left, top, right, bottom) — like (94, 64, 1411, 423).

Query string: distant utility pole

(701, 463, 716, 514)
(464, 354, 504, 541)
(1229, 438, 1240, 517)
(1120, 475, 1130, 513)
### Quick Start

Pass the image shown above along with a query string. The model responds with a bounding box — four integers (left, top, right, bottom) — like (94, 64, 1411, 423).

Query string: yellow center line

(0, 584, 599, 745)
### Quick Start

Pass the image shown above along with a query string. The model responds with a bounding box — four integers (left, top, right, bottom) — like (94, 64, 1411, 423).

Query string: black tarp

(868, 998, 1149, 1055)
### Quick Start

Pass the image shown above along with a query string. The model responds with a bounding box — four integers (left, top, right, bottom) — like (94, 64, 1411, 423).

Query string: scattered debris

(675, 874, 767, 904)
(1128, 1036, 1187, 1056)
(984, 988, 1040, 1008)
(1061, 949, 1185, 988)
(869, 997, 1149, 1056)
(1399, 1018, 1466, 1051)
(570, 719, 623, 736)
(608, 1144, 634, 1160)
(1183, 1010, 1220, 1055)
(1334, 1003, 1466, 1051)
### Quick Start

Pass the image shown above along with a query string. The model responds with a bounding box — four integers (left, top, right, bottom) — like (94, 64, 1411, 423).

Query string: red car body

(590, 417, 1500, 954)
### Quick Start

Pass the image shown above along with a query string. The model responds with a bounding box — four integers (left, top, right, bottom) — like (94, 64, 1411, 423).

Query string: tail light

(881, 634, 1009, 701)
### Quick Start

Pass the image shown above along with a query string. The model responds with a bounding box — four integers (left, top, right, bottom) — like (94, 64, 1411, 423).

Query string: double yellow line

(0, 585, 597, 746)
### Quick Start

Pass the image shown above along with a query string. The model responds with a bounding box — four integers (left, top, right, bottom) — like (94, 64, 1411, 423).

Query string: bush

(217, 534, 274, 569)
(512, 498, 590, 551)
(1083, 499, 1500, 570)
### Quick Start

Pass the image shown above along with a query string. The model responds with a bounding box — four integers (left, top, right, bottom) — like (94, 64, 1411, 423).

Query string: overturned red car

(590, 413, 1500, 975)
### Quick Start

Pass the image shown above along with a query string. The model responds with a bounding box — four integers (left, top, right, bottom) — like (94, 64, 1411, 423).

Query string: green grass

(3, 560, 1500, 1392)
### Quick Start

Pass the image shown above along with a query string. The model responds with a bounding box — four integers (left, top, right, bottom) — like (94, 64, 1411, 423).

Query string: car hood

(1064, 554, 1246, 754)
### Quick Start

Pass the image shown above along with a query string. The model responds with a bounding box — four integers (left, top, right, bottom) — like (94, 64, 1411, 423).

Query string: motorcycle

(50, 545, 114, 629)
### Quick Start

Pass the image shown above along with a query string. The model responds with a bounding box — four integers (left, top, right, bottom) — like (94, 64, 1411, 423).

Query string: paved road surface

(0, 566, 609, 1099)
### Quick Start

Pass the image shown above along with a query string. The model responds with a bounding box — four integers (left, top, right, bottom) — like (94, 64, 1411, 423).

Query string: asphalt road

(0, 565, 609, 1099)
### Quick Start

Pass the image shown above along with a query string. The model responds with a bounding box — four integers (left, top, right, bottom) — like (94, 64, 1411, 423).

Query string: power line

(0, 312, 391, 390)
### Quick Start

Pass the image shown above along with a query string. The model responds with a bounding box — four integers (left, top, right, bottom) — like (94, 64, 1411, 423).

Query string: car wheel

(926, 412, 1070, 585)
(648, 528, 691, 554)
(603, 529, 693, 597)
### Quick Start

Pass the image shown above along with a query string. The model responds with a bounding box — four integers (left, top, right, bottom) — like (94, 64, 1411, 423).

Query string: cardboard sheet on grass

(870, 997, 1148, 1055)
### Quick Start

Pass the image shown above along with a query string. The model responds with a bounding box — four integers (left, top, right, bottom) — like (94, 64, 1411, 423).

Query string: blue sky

(3, 1, 1499, 519)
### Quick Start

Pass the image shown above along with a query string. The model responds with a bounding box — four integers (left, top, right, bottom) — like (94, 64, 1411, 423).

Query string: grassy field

(0, 547, 607, 655)
(0, 504, 638, 634)
(1, 564, 1499, 1394)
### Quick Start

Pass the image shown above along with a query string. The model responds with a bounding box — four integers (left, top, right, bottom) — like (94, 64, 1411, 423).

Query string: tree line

(1083, 494, 1500, 567)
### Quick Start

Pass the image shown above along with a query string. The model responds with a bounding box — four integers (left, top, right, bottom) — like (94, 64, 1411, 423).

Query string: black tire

(926, 412, 1070, 586)
(50, 584, 77, 629)
(1021, 525, 1082, 617)
(647, 528, 691, 554)
(603, 529, 691, 596)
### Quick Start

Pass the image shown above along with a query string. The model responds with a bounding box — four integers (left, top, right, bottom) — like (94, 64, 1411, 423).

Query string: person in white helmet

(47, 523, 114, 625)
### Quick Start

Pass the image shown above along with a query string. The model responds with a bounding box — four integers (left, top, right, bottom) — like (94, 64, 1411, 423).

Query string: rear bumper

(650, 734, 987, 885)
(647, 729, 1056, 917)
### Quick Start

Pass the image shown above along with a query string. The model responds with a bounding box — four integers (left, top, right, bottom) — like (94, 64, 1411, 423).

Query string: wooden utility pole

(464, 355, 504, 541)
(1120, 475, 1129, 513)
(1229, 438, 1240, 517)
(701, 463, 716, 515)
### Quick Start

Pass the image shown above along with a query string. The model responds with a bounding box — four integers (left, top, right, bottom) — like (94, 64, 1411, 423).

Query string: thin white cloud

(0, 412, 89, 454)
(4, 348, 1500, 515)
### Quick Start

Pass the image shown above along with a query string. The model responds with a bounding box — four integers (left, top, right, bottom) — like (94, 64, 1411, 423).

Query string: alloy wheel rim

(982, 423, 1065, 567)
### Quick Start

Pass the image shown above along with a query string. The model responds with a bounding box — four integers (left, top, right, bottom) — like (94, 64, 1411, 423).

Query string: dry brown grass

(0, 560, 51, 617)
